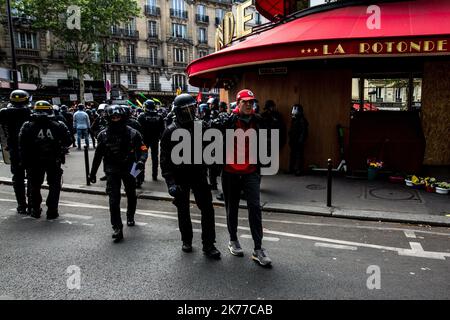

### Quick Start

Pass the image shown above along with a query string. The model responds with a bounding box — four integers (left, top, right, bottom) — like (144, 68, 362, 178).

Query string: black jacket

(18, 117, 73, 167)
(137, 111, 165, 145)
(91, 124, 148, 175)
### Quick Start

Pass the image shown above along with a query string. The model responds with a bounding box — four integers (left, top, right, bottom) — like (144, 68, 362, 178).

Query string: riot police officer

(89, 105, 148, 242)
(137, 99, 165, 183)
(160, 94, 220, 259)
(18, 101, 73, 219)
(0, 90, 32, 215)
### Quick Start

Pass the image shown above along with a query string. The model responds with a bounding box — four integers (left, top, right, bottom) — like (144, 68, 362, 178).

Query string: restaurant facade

(186, 0, 450, 174)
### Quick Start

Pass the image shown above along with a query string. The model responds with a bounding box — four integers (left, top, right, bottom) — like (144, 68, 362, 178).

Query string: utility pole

(6, 0, 19, 90)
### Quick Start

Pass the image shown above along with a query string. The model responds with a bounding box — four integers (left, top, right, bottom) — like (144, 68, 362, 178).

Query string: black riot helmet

(33, 100, 54, 118)
(143, 99, 155, 111)
(105, 105, 125, 123)
(172, 93, 197, 125)
(9, 90, 30, 107)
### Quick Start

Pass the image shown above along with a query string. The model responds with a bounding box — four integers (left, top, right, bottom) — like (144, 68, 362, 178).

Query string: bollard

(327, 158, 332, 207)
(84, 146, 90, 186)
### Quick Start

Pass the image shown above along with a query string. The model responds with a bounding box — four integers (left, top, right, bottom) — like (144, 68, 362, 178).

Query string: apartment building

(0, 0, 240, 105)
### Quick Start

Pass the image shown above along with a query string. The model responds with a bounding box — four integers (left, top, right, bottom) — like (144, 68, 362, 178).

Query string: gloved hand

(168, 184, 181, 197)
(89, 174, 97, 184)
(136, 161, 145, 171)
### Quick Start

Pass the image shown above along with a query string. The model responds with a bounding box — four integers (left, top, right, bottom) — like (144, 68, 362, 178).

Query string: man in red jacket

(221, 89, 272, 267)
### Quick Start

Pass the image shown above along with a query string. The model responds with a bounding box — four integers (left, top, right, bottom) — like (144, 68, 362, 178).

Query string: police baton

(84, 146, 90, 186)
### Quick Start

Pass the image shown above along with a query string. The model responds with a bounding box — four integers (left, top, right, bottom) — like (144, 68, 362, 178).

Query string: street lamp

(6, 0, 19, 90)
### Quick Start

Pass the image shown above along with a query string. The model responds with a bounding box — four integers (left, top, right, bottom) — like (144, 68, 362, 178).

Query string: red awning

(254, 0, 286, 22)
(187, 0, 450, 88)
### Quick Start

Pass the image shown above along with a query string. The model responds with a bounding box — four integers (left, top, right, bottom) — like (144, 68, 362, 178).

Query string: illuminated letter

(236, 0, 253, 38)
(360, 43, 370, 54)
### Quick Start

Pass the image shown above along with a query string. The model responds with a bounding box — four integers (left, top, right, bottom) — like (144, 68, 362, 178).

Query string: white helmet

(98, 103, 108, 111)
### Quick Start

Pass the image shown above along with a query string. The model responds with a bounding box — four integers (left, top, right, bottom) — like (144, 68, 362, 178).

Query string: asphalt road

(0, 184, 449, 300)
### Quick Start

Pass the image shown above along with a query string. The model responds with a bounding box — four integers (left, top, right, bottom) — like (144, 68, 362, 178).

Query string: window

(109, 43, 120, 63)
(215, 9, 224, 25)
(198, 28, 207, 43)
(15, 32, 37, 49)
(126, 44, 135, 63)
(19, 65, 40, 84)
(110, 70, 121, 85)
(148, 21, 157, 37)
(198, 50, 208, 58)
(67, 68, 78, 80)
(172, 0, 185, 12)
(128, 71, 137, 86)
(149, 47, 158, 65)
(197, 5, 206, 16)
(255, 12, 262, 25)
(351, 76, 422, 111)
(173, 48, 186, 63)
(149, 72, 160, 91)
(125, 18, 136, 36)
(91, 43, 101, 62)
(173, 74, 186, 90)
(172, 23, 187, 38)
(147, 0, 156, 6)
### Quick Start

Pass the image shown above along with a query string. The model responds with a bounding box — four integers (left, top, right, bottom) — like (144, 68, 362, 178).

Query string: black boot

(112, 227, 123, 242)
(126, 214, 135, 227)
(17, 204, 28, 215)
(30, 208, 42, 219)
(182, 242, 193, 253)
(203, 244, 221, 260)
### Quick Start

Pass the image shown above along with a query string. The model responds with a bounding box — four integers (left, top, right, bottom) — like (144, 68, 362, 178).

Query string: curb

(0, 178, 448, 227)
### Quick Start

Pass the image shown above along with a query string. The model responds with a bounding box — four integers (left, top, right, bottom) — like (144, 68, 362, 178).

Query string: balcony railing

(173, 61, 188, 67)
(15, 48, 40, 58)
(144, 5, 161, 17)
(120, 55, 136, 64)
(147, 33, 159, 41)
(110, 28, 139, 39)
(198, 39, 208, 45)
(170, 9, 188, 19)
(149, 83, 161, 91)
(112, 56, 162, 67)
(195, 14, 209, 24)
(128, 84, 138, 89)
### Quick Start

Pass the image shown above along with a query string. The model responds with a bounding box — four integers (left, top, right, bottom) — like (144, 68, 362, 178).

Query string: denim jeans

(76, 128, 89, 148)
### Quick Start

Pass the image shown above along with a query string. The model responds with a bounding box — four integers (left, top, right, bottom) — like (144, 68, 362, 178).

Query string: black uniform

(161, 120, 218, 252)
(288, 107, 308, 175)
(0, 105, 31, 214)
(19, 116, 73, 218)
(90, 121, 148, 232)
(137, 110, 165, 181)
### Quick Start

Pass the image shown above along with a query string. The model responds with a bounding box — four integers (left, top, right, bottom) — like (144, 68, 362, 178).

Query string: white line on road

(240, 234, 279, 242)
(62, 213, 92, 220)
(404, 231, 416, 238)
(315, 243, 358, 250)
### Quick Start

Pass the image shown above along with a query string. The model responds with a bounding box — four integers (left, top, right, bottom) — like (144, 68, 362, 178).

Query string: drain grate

(365, 187, 422, 202)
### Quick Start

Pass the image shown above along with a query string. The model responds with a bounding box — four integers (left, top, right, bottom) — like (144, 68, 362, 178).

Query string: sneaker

(112, 228, 123, 242)
(182, 242, 192, 253)
(252, 248, 272, 267)
(30, 208, 42, 219)
(203, 245, 221, 260)
(228, 240, 244, 257)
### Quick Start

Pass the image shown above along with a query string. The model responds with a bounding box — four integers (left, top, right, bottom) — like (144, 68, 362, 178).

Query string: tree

(18, 0, 140, 103)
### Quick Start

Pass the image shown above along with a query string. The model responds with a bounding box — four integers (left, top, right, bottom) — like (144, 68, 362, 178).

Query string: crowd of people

(0, 88, 309, 268)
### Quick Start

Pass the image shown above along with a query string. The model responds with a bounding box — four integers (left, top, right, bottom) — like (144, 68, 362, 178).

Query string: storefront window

(351, 76, 422, 112)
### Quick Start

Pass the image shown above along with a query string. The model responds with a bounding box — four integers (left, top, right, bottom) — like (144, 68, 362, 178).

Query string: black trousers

(208, 165, 221, 187)
(106, 172, 137, 229)
(28, 164, 63, 214)
(172, 174, 216, 246)
(289, 144, 304, 173)
(222, 170, 263, 250)
(137, 140, 159, 185)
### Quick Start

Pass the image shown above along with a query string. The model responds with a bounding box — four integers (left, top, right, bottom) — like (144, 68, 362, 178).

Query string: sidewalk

(0, 146, 449, 227)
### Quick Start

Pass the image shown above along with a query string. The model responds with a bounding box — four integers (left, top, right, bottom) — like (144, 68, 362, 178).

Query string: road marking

(404, 231, 416, 238)
(315, 243, 357, 251)
(82, 223, 94, 227)
(62, 213, 92, 220)
(397, 242, 447, 260)
(121, 220, 147, 226)
(240, 234, 279, 242)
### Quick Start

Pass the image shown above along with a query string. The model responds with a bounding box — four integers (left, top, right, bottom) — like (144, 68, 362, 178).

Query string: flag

(136, 99, 143, 107)
(196, 91, 203, 103)
(139, 93, 148, 101)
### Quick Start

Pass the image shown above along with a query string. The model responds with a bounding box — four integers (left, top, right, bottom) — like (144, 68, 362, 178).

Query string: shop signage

(300, 38, 448, 58)
(215, 0, 254, 51)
